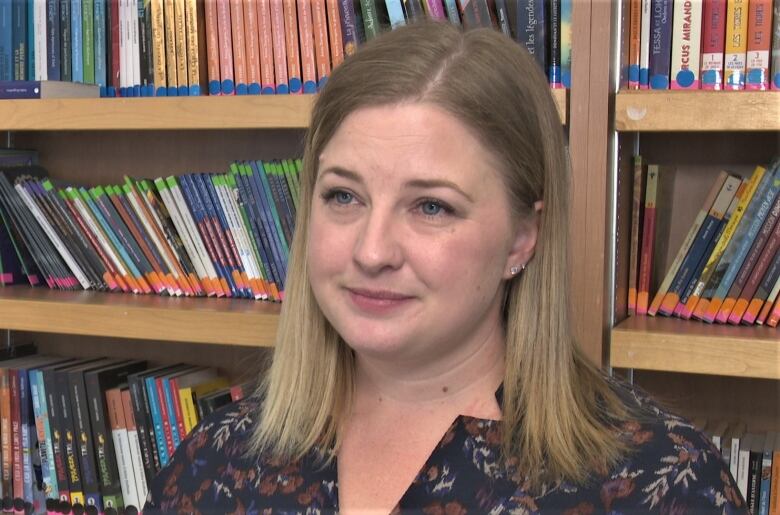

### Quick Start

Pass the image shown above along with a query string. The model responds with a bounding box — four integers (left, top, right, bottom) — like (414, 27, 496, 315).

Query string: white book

(670, 0, 702, 89)
(757, 274, 780, 325)
(15, 184, 92, 289)
(34, 0, 47, 80)
(638, 0, 652, 88)
(119, 0, 128, 90)
(131, 0, 142, 90)
(736, 433, 752, 500)
(111, 425, 140, 510)
(121, 389, 148, 505)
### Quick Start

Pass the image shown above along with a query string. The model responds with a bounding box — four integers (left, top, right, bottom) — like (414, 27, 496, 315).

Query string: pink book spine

(269, 0, 290, 93)
(243, 0, 263, 94)
(297, 0, 317, 93)
(204, 0, 222, 95)
(257, 0, 276, 93)
(216, 0, 236, 94)
(745, 0, 772, 90)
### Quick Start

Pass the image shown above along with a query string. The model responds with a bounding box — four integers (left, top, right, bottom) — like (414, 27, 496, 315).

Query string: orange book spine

(769, 440, 780, 515)
(216, 0, 235, 94)
(745, 0, 772, 90)
(283, 0, 302, 93)
(757, 275, 780, 325)
(243, 0, 263, 94)
(174, 0, 189, 95)
(204, 0, 221, 95)
(230, 0, 249, 94)
(164, 0, 179, 94)
(627, 0, 641, 89)
(326, 0, 343, 67)
(310, 0, 330, 89)
(257, 0, 276, 92)
(270, 0, 290, 92)
(297, 0, 317, 93)
(185, 0, 201, 95)
(768, 294, 780, 327)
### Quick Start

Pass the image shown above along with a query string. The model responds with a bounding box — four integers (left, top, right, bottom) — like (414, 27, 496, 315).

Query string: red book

(326, 0, 344, 67)
(283, 0, 303, 93)
(297, 0, 317, 93)
(10, 369, 22, 504)
(167, 377, 188, 440)
(732, 213, 780, 324)
(700, 0, 727, 90)
(154, 377, 176, 456)
(745, 0, 772, 90)
(310, 0, 330, 89)
(204, 0, 222, 95)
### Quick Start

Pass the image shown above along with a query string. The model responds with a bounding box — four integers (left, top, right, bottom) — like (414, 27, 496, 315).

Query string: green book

(82, 0, 95, 83)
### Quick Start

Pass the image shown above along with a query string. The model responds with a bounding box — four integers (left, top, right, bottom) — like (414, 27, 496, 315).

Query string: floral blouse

(144, 384, 747, 514)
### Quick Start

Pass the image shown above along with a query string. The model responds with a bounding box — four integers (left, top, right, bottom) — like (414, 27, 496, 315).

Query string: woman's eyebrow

(318, 166, 364, 184)
(405, 179, 474, 202)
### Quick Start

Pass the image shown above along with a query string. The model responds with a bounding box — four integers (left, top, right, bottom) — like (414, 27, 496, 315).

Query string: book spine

(30, 0, 39, 80)
(8, 369, 21, 504)
(120, 389, 147, 506)
(648, 0, 673, 89)
(745, 0, 772, 90)
(243, 0, 261, 94)
(160, 377, 182, 450)
(384, 0, 405, 28)
(257, 0, 276, 92)
(204, 0, 221, 95)
(560, 0, 571, 87)
(82, 0, 94, 83)
(724, 0, 748, 89)
(361, 0, 382, 36)
(68, 370, 102, 511)
(29, 369, 55, 501)
(56, 369, 84, 508)
(515, 0, 546, 73)
(636, 164, 659, 315)
(670, 0, 702, 89)
(150, 0, 165, 95)
(548, 0, 560, 86)
(297, 0, 317, 93)
(638, 0, 651, 87)
(167, 379, 188, 439)
(627, 0, 641, 87)
(11, 0, 26, 80)
(173, 0, 187, 95)
(229, 0, 247, 94)
(105, 389, 139, 511)
(137, 0, 151, 95)
(60, 0, 71, 81)
(627, 155, 645, 315)
(143, 376, 169, 468)
(404, 0, 424, 21)
(132, 0, 141, 94)
(46, 0, 60, 80)
(773, 0, 780, 89)
(0, 0, 12, 81)
(216, 0, 234, 94)
(0, 368, 11, 502)
(338, 0, 358, 57)
(18, 368, 33, 506)
(163, 0, 178, 94)
(283, 0, 302, 93)
(701, 0, 727, 89)
(185, 0, 199, 95)
(269, 0, 289, 92)
(244, 162, 286, 289)
(42, 368, 70, 505)
(127, 376, 158, 490)
(94, 0, 106, 92)
(325, 0, 343, 67)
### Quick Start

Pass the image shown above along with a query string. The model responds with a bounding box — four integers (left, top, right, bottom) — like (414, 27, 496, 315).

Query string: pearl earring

(510, 264, 525, 276)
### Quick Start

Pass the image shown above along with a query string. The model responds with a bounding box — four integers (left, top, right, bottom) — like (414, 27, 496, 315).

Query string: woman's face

(307, 103, 538, 364)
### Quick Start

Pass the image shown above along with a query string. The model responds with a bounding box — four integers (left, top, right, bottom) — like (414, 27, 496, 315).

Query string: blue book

(46, 0, 60, 80)
(233, 165, 282, 289)
(198, 173, 252, 298)
(18, 366, 34, 506)
(11, 0, 26, 79)
(93, 0, 106, 93)
(0, 0, 13, 80)
(26, 0, 34, 80)
(384, 0, 405, 28)
(649, 0, 672, 89)
(266, 162, 294, 245)
(176, 175, 238, 297)
(144, 375, 170, 468)
(29, 368, 60, 502)
(255, 161, 290, 258)
(160, 375, 181, 450)
(193, 173, 244, 297)
(241, 163, 285, 289)
(248, 161, 288, 287)
(516, 0, 546, 73)
(28, 369, 51, 502)
(71, 0, 83, 82)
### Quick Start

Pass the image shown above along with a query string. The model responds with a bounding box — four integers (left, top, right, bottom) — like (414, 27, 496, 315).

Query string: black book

(84, 360, 147, 512)
(195, 387, 233, 419)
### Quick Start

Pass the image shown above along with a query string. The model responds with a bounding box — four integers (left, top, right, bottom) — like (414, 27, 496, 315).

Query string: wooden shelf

(0, 89, 568, 131)
(615, 90, 780, 132)
(0, 286, 280, 347)
(0, 95, 316, 130)
(611, 316, 780, 380)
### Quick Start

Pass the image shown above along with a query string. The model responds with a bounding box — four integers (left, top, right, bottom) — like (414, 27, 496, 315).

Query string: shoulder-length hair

(251, 20, 630, 490)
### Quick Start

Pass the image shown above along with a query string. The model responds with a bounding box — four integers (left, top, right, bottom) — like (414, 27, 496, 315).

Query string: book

(724, 0, 748, 89)
(514, 0, 546, 73)
(204, 0, 220, 95)
(0, 80, 99, 98)
(627, 155, 646, 315)
(104, 388, 140, 512)
(326, 0, 344, 67)
(269, 0, 289, 93)
(297, 0, 317, 93)
(773, 0, 780, 89)
(670, 0, 702, 89)
(164, 0, 179, 95)
(150, 0, 166, 96)
(283, 0, 302, 93)
(229, 0, 247, 94)
(638, 0, 651, 88)
(648, 0, 673, 89)
(184, 0, 199, 95)
(120, 388, 147, 506)
(243, 0, 261, 94)
(637, 164, 674, 315)
(745, 0, 772, 90)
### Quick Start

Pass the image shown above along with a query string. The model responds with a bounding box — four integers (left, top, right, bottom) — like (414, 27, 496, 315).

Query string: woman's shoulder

(533, 381, 748, 513)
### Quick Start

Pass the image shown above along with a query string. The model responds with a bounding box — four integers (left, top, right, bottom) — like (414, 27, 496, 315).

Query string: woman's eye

(334, 191, 354, 204)
(421, 201, 443, 216)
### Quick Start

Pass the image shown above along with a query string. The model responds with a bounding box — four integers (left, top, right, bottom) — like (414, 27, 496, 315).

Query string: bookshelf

(593, 1, 780, 429)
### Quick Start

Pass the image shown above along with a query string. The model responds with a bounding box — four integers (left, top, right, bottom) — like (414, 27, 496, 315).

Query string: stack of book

(0, 159, 299, 302)
(624, 0, 780, 90)
(0, 0, 574, 98)
(628, 157, 780, 327)
(0, 350, 244, 514)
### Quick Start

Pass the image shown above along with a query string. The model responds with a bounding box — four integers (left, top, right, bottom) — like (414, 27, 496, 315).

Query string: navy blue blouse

(144, 384, 747, 514)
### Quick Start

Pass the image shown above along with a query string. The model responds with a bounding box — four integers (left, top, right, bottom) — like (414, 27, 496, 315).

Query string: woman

(145, 21, 745, 514)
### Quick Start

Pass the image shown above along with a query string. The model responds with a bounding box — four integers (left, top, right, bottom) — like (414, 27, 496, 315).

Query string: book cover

(658, 173, 739, 316)
(105, 388, 140, 511)
(745, 0, 772, 90)
(670, 0, 703, 89)
(724, 0, 748, 89)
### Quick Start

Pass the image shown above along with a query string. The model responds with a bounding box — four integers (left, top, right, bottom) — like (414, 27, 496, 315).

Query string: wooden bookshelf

(0, 89, 568, 131)
(0, 286, 280, 347)
(614, 91, 780, 132)
(611, 316, 780, 380)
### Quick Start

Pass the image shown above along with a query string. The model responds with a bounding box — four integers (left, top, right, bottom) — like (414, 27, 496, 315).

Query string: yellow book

(179, 387, 199, 434)
(151, 0, 167, 95)
(724, 0, 748, 89)
(174, 0, 189, 95)
(184, 0, 201, 95)
(164, 0, 179, 93)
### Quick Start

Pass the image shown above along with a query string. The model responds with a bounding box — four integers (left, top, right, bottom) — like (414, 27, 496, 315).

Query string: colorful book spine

(670, 0, 702, 89)
(0, 0, 12, 81)
(105, 388, 140, 511)
(83, 0, 95, 83)
(216, 0, 234, 94)
(701, 0, 727, 89)
(283, 0, 302, 92)
(628, 0, 641, 88)
(204, 0, 220, 95)
(423, 0, 446, 19)
(560, 0, 571, 87)
(94, 0, 106, 91)
(310, 0, 330, 88)
(164, 0, 179, 95)
(71, 0, 83, 82)
(143, 374, 169, 468)
(639, 0, 651, 88)
(361, 0, 382, 37)
(297, 0, 316, 93)
(137, 0, 152, 96)
(628, 155, 646, 315)
(649, 0, 673, 89)
(183, 0, 198, 95)
(325, 0, 343, 67)
(46, 0, 60, 80)
(121, 389, 148, 505)
(338, 0, 358, 57)
(384, 0, 405, 27)
(773, 0, 780, 89)
(548, 0, 560, 86)
(243, 0, 262, 94)
(257, 0, 276, 93)
(269, 0, 289, 93)
(229, 0, 247, 94)
(745, 0, 772, 90)
(724, 0, 748, 89)
(743, 248, 780, 325)
(150, 0, 166, 95)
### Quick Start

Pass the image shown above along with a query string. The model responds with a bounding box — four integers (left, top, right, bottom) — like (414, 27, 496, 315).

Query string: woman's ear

(504, 200, 543, 279)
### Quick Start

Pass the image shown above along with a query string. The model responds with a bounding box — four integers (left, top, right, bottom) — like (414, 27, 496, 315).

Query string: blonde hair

(251, 20, 630, 491)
